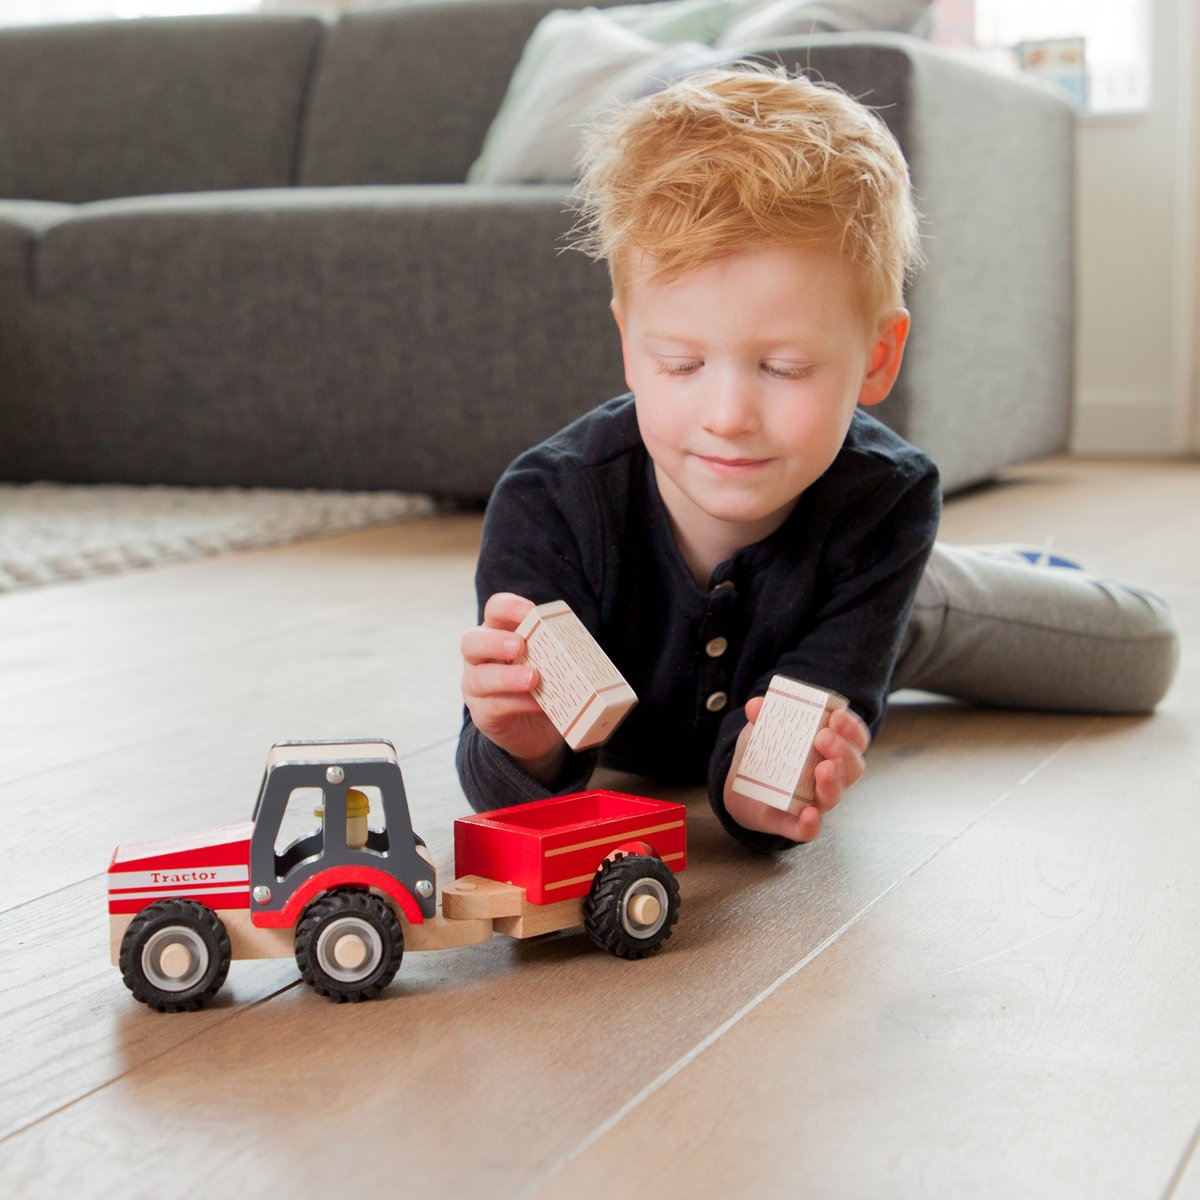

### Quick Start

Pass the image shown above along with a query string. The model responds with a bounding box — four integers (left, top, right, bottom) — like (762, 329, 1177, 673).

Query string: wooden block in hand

(731, 675, 848, 814)
(515, 601, 637, 750)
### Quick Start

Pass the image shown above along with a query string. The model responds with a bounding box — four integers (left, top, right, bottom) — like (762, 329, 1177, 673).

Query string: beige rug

(0, 482, 440, 591)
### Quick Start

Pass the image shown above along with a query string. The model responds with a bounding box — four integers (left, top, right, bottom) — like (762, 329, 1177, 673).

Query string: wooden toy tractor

(108, 739, 686, 1010)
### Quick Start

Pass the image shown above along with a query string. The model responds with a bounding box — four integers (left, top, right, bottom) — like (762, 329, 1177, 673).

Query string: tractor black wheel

(294, 890, 403, 1002)
(584, 853, 681, 959)
(119, 899, 231, 1012)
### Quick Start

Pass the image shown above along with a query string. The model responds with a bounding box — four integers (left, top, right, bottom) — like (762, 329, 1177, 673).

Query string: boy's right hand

(460, 592, 567, 785)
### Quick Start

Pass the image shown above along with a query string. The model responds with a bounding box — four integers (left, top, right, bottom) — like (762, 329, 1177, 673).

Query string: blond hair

(572, 65, 923, 323)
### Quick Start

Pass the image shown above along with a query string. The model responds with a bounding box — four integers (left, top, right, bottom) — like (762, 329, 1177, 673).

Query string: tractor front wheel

(294, 889, 403, 1002)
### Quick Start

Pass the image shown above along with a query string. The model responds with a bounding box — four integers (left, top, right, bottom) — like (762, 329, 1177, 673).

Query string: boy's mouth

(695, 454, 773, 475)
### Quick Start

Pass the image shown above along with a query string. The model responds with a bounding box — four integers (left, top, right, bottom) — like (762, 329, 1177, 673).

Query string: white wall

(1191, 0, 1200, 453)
(1071, 0, 1197, 455)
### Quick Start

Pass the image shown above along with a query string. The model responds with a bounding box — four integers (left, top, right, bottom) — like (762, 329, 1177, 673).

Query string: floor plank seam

(531, 729, 1085, 1193)
(1162, 1118, 1200, 1200)
(0, 730, 189, 802)
(0, 981, 302, 1149)
(530, 875, 937, 1194)
(397, 732, 460, 761)
(0, 873, 108, 920)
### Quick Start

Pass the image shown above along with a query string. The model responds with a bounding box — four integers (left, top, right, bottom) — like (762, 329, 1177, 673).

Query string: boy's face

(612, 245, 909, 555)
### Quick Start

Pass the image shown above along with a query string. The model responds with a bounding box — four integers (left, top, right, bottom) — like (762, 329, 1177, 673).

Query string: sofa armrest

(0, 202, 76, 464)
(744, 35, 1076, 489)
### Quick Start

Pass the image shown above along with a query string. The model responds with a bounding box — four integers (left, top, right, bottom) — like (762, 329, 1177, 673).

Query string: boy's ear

(610, 296, 625, 331)
(610, 297, 634, 391)
(858, 308, 911, 408)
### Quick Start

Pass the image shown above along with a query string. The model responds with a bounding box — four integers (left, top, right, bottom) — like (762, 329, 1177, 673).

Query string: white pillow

(717, 0, 930, 47)
(601, 0, 751, 41)
(468, 0, 746, 186)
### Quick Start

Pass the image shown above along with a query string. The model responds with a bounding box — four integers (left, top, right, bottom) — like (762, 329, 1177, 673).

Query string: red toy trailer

(108, 739, 686, 1011)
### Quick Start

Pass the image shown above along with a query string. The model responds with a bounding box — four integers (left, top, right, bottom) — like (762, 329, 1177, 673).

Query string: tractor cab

(247, 740, 437, 925)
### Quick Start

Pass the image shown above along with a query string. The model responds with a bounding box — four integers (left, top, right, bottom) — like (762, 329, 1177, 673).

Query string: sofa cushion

(0, 15, 324, 203)
(13, 187, 622, 497)
(300, 0, 588, 186)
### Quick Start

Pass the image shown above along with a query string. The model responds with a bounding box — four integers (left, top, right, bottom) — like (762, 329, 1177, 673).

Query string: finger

(744, 695, 766, 724)
(811, 758, 844, 809)
(462, 662, 539, 703)
(724, 791, 821, 844)
(811, 749, 863, 810)
(461, 626, 527, 666)
(482, 592, 536, 631)
(828, 707, 871, 752)
(765, 804, 821, 844)
(468, 692, 547, 725)
(794, 805, 822, 842)
(815, 727, 866, 783)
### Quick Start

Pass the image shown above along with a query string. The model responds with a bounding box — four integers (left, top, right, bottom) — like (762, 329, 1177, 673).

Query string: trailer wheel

(295, 889, 403, 1002)
(119, 899, 231, 1012)
(584, 853, 680, 959)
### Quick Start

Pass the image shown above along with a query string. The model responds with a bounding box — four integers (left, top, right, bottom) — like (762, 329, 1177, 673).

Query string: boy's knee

(1095, 583, 1180, 712)
(995, 579, 1180, 713)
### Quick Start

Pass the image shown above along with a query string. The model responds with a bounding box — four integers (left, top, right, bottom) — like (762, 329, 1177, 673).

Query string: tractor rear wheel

(584, 853, 680, 959)
(295, 889, 403, 1002)
(119, 899, 231, 1012)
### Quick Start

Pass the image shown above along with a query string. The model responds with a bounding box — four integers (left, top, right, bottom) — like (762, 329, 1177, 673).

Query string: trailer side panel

(455, 791, 686, 905)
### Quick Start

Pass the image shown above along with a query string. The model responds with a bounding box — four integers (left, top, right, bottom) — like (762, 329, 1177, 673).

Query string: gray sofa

(0, 0, 1075, 499)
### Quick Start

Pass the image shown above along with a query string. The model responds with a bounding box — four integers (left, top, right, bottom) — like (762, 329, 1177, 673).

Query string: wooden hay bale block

(731, 675, 847, 814)
(515, 601, 637, 750)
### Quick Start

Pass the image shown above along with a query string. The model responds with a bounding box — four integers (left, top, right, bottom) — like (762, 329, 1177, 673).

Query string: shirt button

(705, 691, 728, 712)
(705, 637, 728, 658)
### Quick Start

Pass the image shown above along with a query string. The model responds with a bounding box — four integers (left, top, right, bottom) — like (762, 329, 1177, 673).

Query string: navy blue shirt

(456, 393, 940, 852)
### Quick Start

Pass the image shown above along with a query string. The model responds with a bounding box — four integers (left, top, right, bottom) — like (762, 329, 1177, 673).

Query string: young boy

(457, 67, 1178, 854)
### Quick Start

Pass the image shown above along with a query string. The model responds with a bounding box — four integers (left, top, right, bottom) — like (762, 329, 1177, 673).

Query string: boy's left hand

(722, 698, 870, 843)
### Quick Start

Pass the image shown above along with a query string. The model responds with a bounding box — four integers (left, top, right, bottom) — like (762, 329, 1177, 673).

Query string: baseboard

(1069, 393, 1186, 456)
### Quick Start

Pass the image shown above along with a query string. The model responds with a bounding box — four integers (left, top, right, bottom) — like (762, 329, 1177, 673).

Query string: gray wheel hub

(620, 877, 670, 939)
(141, 926, 210, 992)
(315, 915, 384, 982)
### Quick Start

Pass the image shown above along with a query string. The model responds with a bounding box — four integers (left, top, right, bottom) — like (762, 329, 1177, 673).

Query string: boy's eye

(654, 358, 703, 376)
(762, 362, 815, 381)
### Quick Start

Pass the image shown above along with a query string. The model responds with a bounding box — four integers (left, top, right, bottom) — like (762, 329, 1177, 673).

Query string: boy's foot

(956, 542, 1092, 571)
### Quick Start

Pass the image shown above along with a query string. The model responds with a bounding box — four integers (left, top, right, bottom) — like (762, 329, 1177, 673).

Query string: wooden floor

(1, 457, 1197, 1198)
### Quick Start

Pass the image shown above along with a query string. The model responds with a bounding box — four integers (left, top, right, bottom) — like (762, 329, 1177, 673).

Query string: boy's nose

(700, 373, 761, 439)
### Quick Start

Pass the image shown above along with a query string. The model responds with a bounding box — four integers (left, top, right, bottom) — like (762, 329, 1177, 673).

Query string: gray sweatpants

(892, 543, 1180, 712)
